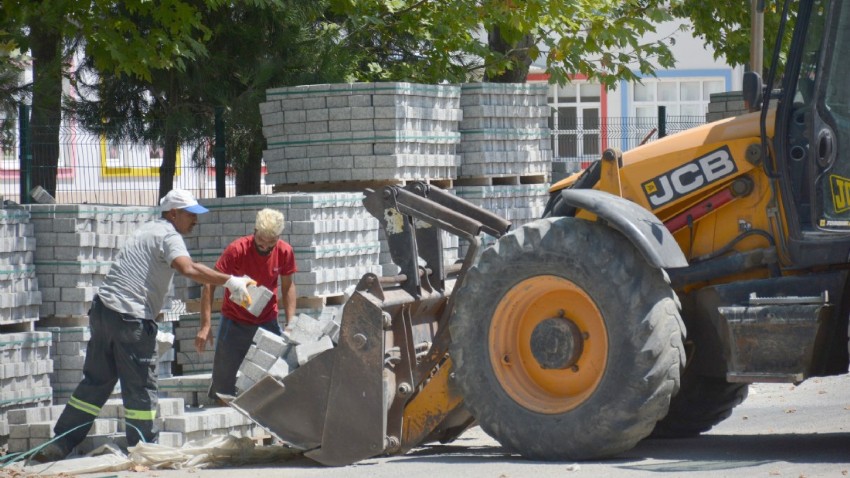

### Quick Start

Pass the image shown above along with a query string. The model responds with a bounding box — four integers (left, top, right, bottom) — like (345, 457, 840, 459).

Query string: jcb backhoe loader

(231, 0, 849, 464)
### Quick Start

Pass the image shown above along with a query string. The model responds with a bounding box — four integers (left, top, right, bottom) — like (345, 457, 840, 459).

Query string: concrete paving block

(245, 345, 278, 371)
(288, 313, 325, 345)
(295, 336, 334, 366)
(158, 431, 183, 448)
(239, 359, 268, 382)
(267, 358, 290, 379)
(7, 437, 28, 453)
(235, 374, 256, 393)
(9, 423, 31, 439)
(252, 328, 287, 357)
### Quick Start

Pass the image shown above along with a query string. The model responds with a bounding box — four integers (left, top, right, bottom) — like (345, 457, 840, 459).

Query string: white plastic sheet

(14, 435, 300, 476)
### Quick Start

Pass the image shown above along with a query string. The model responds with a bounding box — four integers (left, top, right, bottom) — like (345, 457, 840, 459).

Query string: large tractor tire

(651, 372, 748, 438)
(449, 217, 685, 460)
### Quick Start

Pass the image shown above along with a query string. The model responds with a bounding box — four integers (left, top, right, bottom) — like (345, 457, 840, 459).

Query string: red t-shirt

(217, 235, 297, 325)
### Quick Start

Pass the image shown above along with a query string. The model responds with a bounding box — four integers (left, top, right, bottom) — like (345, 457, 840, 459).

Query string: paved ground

(7, 374, 849, 478)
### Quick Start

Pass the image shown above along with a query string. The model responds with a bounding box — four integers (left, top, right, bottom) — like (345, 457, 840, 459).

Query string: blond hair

(255, 208, 285, 237)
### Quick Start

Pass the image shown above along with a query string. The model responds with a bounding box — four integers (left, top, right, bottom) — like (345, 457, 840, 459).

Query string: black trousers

(208, 315, 282, 400)
(53, 296, 159, 450)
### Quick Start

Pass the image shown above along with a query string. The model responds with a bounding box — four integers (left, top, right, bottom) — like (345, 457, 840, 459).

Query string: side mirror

(743, 71, 764, 112)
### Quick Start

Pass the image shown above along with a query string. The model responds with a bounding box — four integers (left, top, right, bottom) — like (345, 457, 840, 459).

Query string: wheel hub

(530, 317, 584, 369)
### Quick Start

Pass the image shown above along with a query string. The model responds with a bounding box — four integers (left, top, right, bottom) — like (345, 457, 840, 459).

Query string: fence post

(658, 106, 667, 139)
(214, 106, 226, 198)
(18, 104, 31, 204)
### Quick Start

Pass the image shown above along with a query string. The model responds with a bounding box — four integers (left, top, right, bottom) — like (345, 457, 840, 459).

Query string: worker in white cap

(35, 189, 255, 462)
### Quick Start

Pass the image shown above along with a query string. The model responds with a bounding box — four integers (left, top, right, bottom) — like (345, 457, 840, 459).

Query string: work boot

(29, 441, 70, 463)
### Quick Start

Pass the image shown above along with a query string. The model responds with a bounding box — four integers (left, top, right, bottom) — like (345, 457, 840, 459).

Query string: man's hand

(195, 326, 214, 354)
(225, 275, 257, 308)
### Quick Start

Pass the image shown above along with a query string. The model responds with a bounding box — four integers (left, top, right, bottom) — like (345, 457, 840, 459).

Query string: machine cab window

(783, 0, 850, 231)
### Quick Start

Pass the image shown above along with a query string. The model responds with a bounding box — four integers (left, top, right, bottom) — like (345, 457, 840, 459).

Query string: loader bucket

(231, 282, 390, 466)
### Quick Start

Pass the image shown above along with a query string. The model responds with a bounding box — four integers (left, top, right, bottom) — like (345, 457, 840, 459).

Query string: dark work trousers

(208, 315, 282, 400)
(53, 296, 159, 451)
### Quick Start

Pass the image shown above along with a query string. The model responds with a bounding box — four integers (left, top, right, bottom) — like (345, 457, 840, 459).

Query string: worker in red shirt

(195, 208, 297, 402)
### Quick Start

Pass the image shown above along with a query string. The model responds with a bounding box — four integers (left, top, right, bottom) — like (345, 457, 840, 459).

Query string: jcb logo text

(829, 174, 850, 213)
(642, 147, 737, 209)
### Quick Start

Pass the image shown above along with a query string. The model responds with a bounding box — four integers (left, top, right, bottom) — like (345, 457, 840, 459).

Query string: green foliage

(324, 0, 680, 87)
(670, 0, 797, 75)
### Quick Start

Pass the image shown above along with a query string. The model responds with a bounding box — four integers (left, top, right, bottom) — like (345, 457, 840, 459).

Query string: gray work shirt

(97, 218, 190, 320)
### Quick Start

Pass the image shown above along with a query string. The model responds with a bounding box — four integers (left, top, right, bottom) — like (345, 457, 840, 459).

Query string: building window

(633, 78, 725, 117)
(548, 82, 602, 164)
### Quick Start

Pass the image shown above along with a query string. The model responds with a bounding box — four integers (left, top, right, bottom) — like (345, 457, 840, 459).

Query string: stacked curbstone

(0, 206, 41, 326)
(26, 204, 157, 320)
(458, 83, 553, 180)
(260, 82, 462, 186)
(0, 332, 53, 440)
(6, 398, 187, 455)
(171, 313, 221, 376)
(173, 193, 381, 301)
(37, 326, 121, 405)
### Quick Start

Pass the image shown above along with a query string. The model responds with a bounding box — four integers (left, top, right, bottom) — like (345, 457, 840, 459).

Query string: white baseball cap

(160, 189, 209, 214)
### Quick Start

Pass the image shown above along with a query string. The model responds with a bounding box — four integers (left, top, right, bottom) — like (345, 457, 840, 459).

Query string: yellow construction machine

(232, 0, 849, 465)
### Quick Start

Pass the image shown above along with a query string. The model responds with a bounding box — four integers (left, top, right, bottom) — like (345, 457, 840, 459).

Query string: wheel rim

(489, 275, 608, 414)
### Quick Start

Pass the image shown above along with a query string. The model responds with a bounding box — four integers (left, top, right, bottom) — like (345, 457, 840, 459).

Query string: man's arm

(195, 282, 216, 353)
(171, 256, 230, 286)
(172, 256, 255, 307)
(280, 275, 296, 331)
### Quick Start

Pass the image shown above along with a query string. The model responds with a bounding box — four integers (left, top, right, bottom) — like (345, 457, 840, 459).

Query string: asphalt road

(15, 374, 850, 478)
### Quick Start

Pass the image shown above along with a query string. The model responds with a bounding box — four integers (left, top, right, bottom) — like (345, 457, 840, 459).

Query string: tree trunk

(158, 133, 179, 200)
(28, 19, 63, 198)
(234, 127, 264, 196)
(486, 25, 534, 83)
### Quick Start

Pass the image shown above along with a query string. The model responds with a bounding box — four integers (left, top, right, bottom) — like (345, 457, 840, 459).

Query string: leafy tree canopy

(324, 0, 680, 87)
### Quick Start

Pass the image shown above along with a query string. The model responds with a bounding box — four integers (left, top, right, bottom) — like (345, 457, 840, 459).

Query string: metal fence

(1, 113, 706, 206)
(550, 115, 707, 170)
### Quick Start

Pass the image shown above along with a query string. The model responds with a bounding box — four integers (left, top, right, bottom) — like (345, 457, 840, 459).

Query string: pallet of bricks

(0, 203, 50, 449)
(24, 204, 168, 405)
(164, 193, 376, 407)
(455, 82, 552, 251)
(259, 82, 467, 276)
(0, 204, 247, 458)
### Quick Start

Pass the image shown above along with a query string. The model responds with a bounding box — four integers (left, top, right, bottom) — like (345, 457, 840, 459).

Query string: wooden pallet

(34, 316, 89, 328)
(184, 298, 224, 313)
(296, 294, 346, 310)
(0, 319, 37, 333)
(455, 174, 548, 187)
(271, 178, 454, 193)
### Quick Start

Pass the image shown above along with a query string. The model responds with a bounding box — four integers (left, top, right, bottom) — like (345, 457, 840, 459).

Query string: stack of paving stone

(5, 396, 262, 455)
(26, 204, 157, 320)
(37, 325, 117, 405)
(235, 313, 338, 394)
(6, 399, 185, 454)
(172, 193, 381, 302)
(454, 184, 550, 256)
(455, 184, 549, 230)
(7, 397, 264, 455)
(171, 312, 221, 376)
(156, 322, 176, 379)
(458, 83, 553, 181)
(0, 206, 41, 327)
(159, 373, 217, 408)
(378, 229, 460, 277)
(260, 82, 462, 187)
(0, 331, 53, 440)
